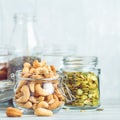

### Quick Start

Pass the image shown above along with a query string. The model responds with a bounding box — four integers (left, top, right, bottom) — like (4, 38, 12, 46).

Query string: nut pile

(63, 72, 100, 107)
(21, 60, 56, 78)
(14, 60, 64, 116)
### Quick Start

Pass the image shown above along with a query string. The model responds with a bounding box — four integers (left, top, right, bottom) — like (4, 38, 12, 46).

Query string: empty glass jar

(61, 56, 101, 109)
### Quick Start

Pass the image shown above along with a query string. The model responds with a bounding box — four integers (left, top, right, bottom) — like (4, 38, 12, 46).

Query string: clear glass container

(8, 14, 42, 78)
(61, 56, 101, 109)
(13, 70, 64, 113)
(0, 45, 14, 103)
(42, 47, 75, 71)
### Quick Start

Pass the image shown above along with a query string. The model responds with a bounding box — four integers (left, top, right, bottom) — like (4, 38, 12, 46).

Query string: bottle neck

(63, 56, 98, 71)
(14, 14, 36, 24)
(10, 14, 40, 56)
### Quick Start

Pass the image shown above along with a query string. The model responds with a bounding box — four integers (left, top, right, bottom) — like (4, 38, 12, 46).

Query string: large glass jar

(8, 14, 42, 78)
(13, 70, 64, 114)
(61, 56, 101, 109)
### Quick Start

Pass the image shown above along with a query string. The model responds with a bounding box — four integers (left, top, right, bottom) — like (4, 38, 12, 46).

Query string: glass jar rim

(15, 70, 60, 81)
(63, 56, 98, 65)
(63, 56, 98, 70)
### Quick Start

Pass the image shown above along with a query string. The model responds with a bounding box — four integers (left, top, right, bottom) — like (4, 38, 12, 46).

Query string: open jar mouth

(63, 56, 98, 70)
(15, 70, 60, 81)
(63, 56, 98, 65)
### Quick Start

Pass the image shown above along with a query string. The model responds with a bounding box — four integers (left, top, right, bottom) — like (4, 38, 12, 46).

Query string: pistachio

(63, 71, 100, 108)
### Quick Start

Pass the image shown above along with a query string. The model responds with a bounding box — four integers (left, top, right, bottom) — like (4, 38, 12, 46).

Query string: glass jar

(0, 45, 15, 103)
(0, 45, 8, 81)
(61, 56, 101, 109)
(13, 70, 64, 114)
(42, 47, 75, 71)
(8, 14, 42, 78)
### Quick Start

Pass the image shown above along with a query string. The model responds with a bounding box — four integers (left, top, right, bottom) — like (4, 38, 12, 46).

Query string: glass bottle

(61, 56, 101, 109)
(8, 14, 42, 78)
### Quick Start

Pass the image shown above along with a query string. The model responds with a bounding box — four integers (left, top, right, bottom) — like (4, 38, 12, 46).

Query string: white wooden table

(0, 102, 120, 120)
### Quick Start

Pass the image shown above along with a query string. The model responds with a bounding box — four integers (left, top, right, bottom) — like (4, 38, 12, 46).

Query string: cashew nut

(48, 94, 61, 110)
(22, 67, 29, 73)
(55, 88, 65, 101)
(36, 96, 45, 102)
(37, 101, 49, 109)
(16, 80, 27, 93)
(16, 85, 30, 103)
(22, 73, 31, 78)
(17, 101, 32, 109)
(32, 103, 37, 110)
(53, 94, 59, 101)
(29, 96, 37, 103)
(29, 67, 36, 74)
(29, 81, 35, 93)
(33, 60, 41, 68)
(23, 62, 31, 68)
(15, 92, 23, 99)
(48, 100, 60, 110)
(50, 65, 56, 73)
(35, 84, 49, 96)
(34, 108, 53, 116)
(31, 75, 43, 79)
(46, 95, 55, 104)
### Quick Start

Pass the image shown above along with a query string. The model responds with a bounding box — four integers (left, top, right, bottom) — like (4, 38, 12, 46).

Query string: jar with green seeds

(61, 56, 101, 109)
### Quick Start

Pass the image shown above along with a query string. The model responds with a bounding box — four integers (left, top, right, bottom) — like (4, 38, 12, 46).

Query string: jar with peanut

(13, 60, 64, 115)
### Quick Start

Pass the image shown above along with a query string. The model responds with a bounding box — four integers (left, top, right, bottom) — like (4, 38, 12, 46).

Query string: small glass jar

(42, 47, 75, 71)
(0, 45, 15, 104)
(13, 70, 64, 113)
(61, 56, 101, 109)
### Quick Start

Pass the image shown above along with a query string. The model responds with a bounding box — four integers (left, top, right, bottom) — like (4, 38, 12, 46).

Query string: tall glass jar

(8, 14, 42, 78)
(61, 56, 101, 109)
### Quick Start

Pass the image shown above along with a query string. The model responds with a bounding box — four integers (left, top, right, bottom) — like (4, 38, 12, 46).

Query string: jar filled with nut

(61, 56, 101, 109)
(13, 60, 64, 115)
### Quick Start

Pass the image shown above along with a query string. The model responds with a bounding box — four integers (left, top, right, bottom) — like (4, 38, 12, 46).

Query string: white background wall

(0, 0, 120, 103)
